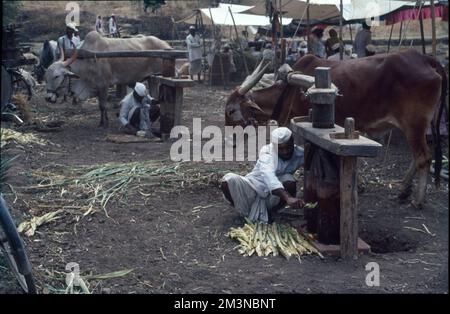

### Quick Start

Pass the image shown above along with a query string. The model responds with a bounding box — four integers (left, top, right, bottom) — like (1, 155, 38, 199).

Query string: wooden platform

(291, 120, 382, 157)
(297, 226, 371, 257)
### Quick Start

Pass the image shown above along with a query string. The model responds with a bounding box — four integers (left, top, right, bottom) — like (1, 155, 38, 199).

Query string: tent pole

(229, 6, 249, 76)
(339, 0, 343, 60)
(419, 2, 426, 54)
(430, 0, 437, 57)
(398, 20, 403, 50)
(307, 0, 311, 54)
(209, 7, 226, 89)
(387, 23, 394, 53)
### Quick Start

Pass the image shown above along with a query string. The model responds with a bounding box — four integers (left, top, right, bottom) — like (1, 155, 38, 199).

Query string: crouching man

(221, 127, 305, 223)
(118, 82, 160, 137)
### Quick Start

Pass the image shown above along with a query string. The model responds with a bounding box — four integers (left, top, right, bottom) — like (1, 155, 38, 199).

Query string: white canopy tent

(178, 3, 293, 26)
(243, 0, 413, 22)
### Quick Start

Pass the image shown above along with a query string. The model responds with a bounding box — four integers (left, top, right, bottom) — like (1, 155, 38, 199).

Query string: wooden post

(387, 23, 394, 53)
(314, 67, 331, 88)
(348, 24, 353, 43)
(340, 155, 358, 259)
(116, 84, 127, 99)
(340, 117, 358, 259)
(229, 6, 249, 76)
(430, 0, 437, 57)
(208, 7, 226, 90)
(339, 0, 343, 60)
(281, 38, 286, 64)
(419, 10, 426, 54)
(162, 58, 175, 77)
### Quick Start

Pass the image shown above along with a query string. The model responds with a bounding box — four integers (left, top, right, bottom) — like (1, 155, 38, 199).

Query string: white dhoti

(189, 59, 202, 76)
(222, 173, 295, 223)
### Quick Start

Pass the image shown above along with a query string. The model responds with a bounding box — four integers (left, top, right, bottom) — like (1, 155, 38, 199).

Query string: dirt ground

(1, 74, 448, 294)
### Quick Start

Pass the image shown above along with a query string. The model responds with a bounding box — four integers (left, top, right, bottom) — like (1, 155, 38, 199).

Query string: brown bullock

(225, 49, 447, 208)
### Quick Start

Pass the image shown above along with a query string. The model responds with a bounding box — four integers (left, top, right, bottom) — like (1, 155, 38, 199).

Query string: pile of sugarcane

(1, 128, 47, 148)
(228, 219, 323, 260)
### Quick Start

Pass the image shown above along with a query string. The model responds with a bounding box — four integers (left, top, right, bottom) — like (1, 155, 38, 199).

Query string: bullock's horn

(63, 43, 78, 67)
(238, 59, 271, 95)
(58, 46, 65, 62)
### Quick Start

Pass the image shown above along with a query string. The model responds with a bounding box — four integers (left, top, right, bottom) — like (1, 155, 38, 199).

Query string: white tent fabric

(200, 6, 293, 26)
(244, 0, 413, 22)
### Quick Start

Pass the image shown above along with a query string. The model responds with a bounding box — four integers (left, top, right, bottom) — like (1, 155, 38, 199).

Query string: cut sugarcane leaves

(227, 220, 323, 260)
(304, 202, 318, 209)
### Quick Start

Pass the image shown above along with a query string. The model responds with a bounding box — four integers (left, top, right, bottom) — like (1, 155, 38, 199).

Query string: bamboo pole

(229, 6, 249, 76)
(430, 0, 437, 57)
(209, 7, 226, 89)
(307, 0, 311, 54)
(387, 23, 394, 53)
(339, 0, 343, 60)
(419, 5, 426, 54)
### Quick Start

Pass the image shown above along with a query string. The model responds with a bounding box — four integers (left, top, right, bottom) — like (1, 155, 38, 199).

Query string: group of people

(308, 22, 375, 60)
(95, 13, 119, 38)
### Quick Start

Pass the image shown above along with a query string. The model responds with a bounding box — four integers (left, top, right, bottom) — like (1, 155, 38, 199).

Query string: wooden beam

(340, 155, 358, 259)
(290, 121, 382, 157)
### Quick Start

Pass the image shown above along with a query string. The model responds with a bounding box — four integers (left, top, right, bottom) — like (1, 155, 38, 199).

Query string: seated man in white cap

(221, 127, 305, 223)
(118, 82, 160, 136)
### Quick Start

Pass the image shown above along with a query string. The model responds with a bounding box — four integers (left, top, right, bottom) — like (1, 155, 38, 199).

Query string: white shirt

(57, 35, 79, 59)
(354, 28, 371, 58)
(109, 17, 117, 34)
(245, 144, 304, 198)
(186, 34, 202, 61)
(118, 92, 153, 131)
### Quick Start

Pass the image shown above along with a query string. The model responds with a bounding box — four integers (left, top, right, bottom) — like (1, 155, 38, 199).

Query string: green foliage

(143, 0, 166, 13)
(2, 1, 22, 27)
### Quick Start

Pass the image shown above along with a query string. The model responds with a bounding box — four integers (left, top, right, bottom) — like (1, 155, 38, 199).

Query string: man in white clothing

(186, 26, 202, 81)
(56, 23, 79, 60)
(221, 127, 305, 223)
(118, 83, 160, 136)
(108, 13, 119, 38)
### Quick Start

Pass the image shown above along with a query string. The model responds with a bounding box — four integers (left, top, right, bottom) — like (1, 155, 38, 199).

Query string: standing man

(118, 82, 160, 136)
(57, 23, 79, 60)
(309, 27, 326, 59)
(108, 13, 119, 38)
(354, 22, 372, 58)
(221, 127, 305, 223)
(95, 15, 104, 35)
(186, 26, 202, 82)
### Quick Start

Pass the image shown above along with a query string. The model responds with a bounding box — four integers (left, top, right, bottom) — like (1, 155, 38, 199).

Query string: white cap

(271, 127, 292, 144)
(189, 26, 196, 30)
(66, 23, 78, 32)
(134, 82, 147, 97)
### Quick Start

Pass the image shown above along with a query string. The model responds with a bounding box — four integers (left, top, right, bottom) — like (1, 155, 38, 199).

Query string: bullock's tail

(432, 60, 447, 187)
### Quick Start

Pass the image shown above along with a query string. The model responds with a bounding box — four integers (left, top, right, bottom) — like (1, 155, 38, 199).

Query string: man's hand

(286, 197, 305, 209)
